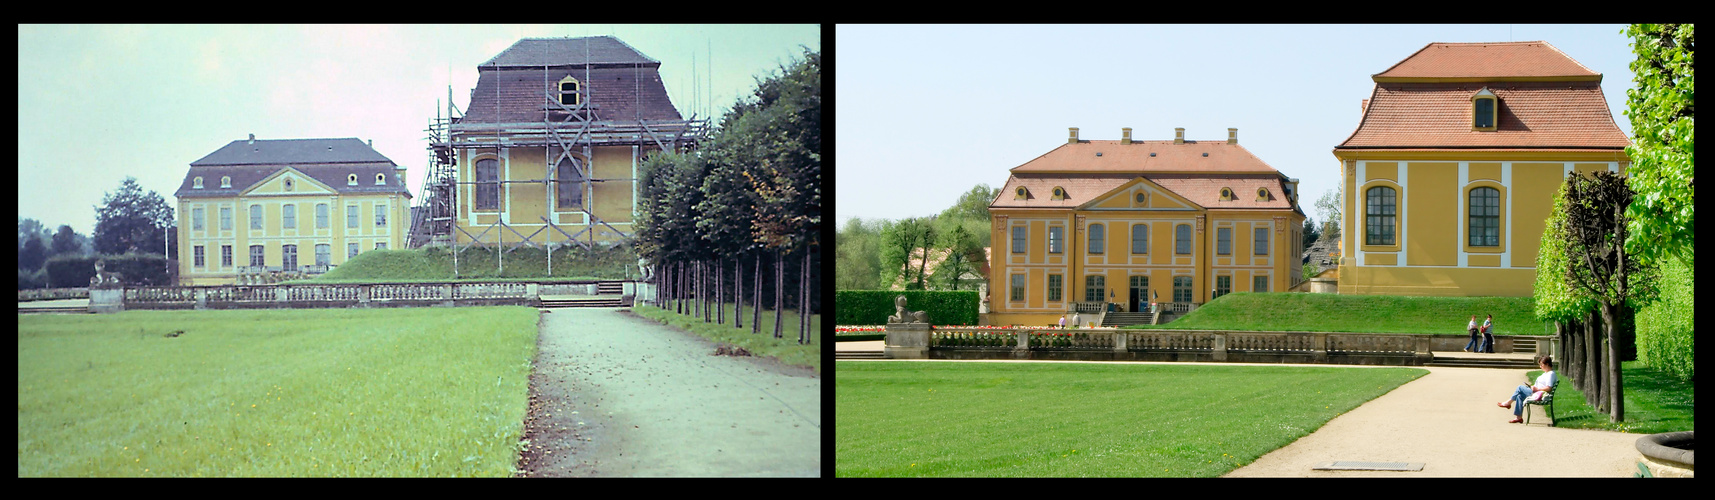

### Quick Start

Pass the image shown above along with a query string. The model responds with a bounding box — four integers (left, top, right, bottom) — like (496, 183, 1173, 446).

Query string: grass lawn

(1525, 361, 1694, 435)
(1127, 292, 1546, 335)
(836, 361, 1427, 477)
(630, 303, 820, 375)
(17, 307, 539, 477)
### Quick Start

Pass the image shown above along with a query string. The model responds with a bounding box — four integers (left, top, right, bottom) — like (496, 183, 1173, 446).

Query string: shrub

(43, 255, 98, 288)
(834, 290, 979, 326)
(1634, 257, 1693, 380)
(17, 268, 47, 290)
(44, 254, 174, 287)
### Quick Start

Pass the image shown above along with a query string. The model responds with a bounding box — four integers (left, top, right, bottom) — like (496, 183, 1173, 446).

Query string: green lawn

(1525, 361, 1694, 435)
(836, 361, 1427, 477)
(630, 304, 820, 374)
(1127, 292, 1546, 335)
(17, 307, 539, 477)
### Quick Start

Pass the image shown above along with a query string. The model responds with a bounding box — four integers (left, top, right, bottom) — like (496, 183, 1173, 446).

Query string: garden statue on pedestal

(89, 260, 123, 288)
(887, 295, 929, 324)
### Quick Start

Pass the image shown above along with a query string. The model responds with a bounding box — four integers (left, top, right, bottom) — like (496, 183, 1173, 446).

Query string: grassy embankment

(1523, 362, 1694, 435)
(630, 303, 821, 375)
(17, 307, 539, 477)
(290, 245, 639, 284)
(836, 361, 1427, 477)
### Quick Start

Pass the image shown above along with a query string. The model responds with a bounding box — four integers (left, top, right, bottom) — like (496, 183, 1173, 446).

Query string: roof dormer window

(559, 76, 582, 107)
(1219, 187, 1235, 201)
(193, 177, 203, 189)
(375, 173, 386, 185)
(348, 174, 358, 186)
(1256, 187, 1271, 201)
(220, 176, 231, 188)
(1051, 186, 1067, 200)
(1015, 186, 1029, 200)
(1472, 87, 1498, 131)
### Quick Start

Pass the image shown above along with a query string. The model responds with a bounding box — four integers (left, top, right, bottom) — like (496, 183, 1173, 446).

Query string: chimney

(248, 134, 255, 144)
(1174, 128, 1185, 145)
(368, 139, 373, 148)
(1121, 128, 1132, 145)
(1068, 127, 1079, 144)
(1228, 128, 1238, 145)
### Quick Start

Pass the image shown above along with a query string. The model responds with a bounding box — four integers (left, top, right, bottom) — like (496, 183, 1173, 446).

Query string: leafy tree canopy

(1622, 23, 1695, 267)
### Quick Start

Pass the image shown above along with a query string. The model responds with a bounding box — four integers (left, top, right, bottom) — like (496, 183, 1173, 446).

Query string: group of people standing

(1463, 314, 1496, 353)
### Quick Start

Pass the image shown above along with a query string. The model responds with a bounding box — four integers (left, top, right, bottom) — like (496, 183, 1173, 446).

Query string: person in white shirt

(1498, 356, 1557, 424)
(1462, 315, 1481, 352)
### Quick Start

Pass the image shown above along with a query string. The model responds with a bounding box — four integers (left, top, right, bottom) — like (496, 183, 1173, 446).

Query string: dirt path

(518, 308, 820, 477)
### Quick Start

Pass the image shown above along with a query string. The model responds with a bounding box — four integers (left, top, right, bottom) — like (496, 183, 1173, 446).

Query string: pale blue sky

(18, 24, 819, 237)
(834, 24, 1637, 227)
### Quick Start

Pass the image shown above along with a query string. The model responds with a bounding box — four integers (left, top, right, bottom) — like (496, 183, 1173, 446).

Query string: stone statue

(89, 260, 124, 288)
(886, 295, 929, 324)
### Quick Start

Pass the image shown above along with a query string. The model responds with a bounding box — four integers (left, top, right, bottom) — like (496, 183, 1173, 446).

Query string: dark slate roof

(190, 138, 394, 166)
(481, 36, 659, 68)
(177, 138, 411, 199)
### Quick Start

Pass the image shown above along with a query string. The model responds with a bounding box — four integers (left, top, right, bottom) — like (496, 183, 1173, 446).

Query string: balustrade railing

(105, 280, 637, 310)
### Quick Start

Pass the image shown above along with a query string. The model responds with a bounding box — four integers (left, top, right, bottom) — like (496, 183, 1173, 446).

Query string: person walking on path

(1498, 356, 1557, 423)
(1059, 314, 1067, 329)
(1463, 315, 1482, 352)
(1479, 314, 1496, 353)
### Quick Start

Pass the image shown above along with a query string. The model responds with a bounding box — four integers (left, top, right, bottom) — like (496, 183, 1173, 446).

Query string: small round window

(1134, 192, 1145, 203)
(1052, 187, 1066, 200)
(1220, 188, 1233, 200)
(1015, 186, 1028, 199)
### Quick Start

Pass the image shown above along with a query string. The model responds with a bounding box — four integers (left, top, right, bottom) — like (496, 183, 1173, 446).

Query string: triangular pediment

(1078, 177, 1203, 211)
(239, 167, 336, 196)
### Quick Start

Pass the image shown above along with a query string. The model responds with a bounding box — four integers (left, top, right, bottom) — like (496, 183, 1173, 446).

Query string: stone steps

(540, 295, 627, 308)
(835, 351, 886, 360)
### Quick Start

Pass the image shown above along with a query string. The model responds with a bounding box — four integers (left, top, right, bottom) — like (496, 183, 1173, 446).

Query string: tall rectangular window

(347, 205, 359, 229)
(1253, 275, 1269, 292)
(1048, 226, 1063, 254)
(1217, 227, 1231, 255)
(375, 204, 387, 227)
(316, 204, 329, 229)
(1469, 187, 1500, 247)
(221, 245, 232, 267)
(556, 157, 584, 209)
(1088, 223, 1104, 255)
(1010, 274, 1025, 302)
(1084, 275, 1105, 302)
(1131, 223, 1148, 254)
(1173, 276, 1193, 303)
(315, 244, 330, 266)
(192, 207, 205, 231)
(1047, 274, 1063, 302)
(220, 207, 232, 230)
(282, 204, 295, 229)
(193, 246, 205, 268)
(348, 242, 360, 259)
(1176, 224, 1192, 254)
(375, 242, 387, 251)
(1366, 186, 1397, 245)
(250, 204, 263, 230)
(249, 245, 265, 267)
(1214, 275, 1231, 300)
(1254, 227, 1269, 255)
(475, 159, 500, 210)
(282, 244, 298, 271)
(1011, 226, 1026, 254)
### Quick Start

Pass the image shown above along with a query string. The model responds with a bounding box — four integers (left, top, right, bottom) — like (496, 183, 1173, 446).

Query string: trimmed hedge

(44, 254, 174, 288)
(1635, 257, 1693, 381)
(835, 290, 979, 326)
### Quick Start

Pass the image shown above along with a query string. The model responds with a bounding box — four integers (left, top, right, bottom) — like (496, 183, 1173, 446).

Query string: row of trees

(634, 48, 820, 345)
(1531, 24, 1694, 423)
(20, 177, 178, 289)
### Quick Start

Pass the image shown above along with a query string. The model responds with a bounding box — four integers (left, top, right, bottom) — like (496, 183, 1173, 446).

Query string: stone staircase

(540, 294, 627, 308)
(1101, 312, 1155, 328)
(1425, 353, 1539, 369)
(835, 350, 887, 360)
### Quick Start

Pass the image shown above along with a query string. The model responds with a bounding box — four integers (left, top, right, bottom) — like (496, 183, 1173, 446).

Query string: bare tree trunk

(674, 261, 683, 315)
(1585, 309, 1605, 412)
(774, 248, 784, 339)
(733, 257, 742, 329)
(753, 252, 761, 335)
(800, 247, 810, 345)
(717, 259, 724, 325)
(1600, 301, 1625, 422)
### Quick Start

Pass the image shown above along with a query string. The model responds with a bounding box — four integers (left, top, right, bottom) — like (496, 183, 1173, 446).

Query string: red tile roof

(1010, 139, 1282, 174)
(990, 174, 1295, 211)
(1373, 41, 1599, 81)
(1338, 81, 1629, 149)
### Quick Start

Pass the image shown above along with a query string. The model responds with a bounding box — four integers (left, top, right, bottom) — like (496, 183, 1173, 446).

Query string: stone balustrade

(109, 280, 636, 311)
(899, 326, 1434, 365)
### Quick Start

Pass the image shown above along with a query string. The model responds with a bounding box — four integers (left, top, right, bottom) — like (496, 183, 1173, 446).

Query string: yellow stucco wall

(455, 145, 637, 245)
(179, 190, 408, 285)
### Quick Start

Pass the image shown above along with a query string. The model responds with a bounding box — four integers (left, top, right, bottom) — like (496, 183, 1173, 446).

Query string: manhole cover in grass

(1312, 461, 1424, 471)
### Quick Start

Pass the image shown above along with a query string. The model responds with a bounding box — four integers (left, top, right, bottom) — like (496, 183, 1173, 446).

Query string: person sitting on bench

(1497, 356, 1556, 424)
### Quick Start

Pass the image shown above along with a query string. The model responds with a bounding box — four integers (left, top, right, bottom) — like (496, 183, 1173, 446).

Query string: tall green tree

(1314, 185, 1343, 241)
(934, 219, 984, 291)
(1534, 182, 1600, 402)
(1622, 24, 1694, 268)
(92, 177, 174, 256)
(50, 225, 82, 258)
(1562, 171, 1660, 422)
(836, 217, 883, 290)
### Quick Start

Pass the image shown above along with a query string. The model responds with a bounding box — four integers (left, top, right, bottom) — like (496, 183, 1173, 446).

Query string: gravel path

(520, 308, 820, 477)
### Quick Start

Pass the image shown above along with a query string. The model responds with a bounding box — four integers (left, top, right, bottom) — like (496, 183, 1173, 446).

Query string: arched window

(1084, 275, 1105, 302)
(559, 76, 582, 106)
(1088, 223, 1104, 255)
(1365, 186, 1397, 245)
(220, 176, 231, 188)
(1219, 187, 1234, 201)
(1468, 187, 1500, 247)
(475, 158, 500, 210)
(1015, 186, 1029, 200)
(193, 177, 204, 189)
(556, 157, 585, 209)
(1131, 223, 1148, 254)
(1472, 87, 1498, 130)
(1175, 224, 1191, 255)
(1051, 186, 1067, 200)
(347, 174, 358, 186)
(375, 173, 386, 185)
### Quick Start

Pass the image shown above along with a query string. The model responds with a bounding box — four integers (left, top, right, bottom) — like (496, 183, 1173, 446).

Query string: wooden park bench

(1523, 378, 1560, 426)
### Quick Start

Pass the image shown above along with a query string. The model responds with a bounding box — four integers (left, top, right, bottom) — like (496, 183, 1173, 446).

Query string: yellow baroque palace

(987, 127, 1308, 327)
(1333, 41, 1630, 296)
(174, 136, 412, 285)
